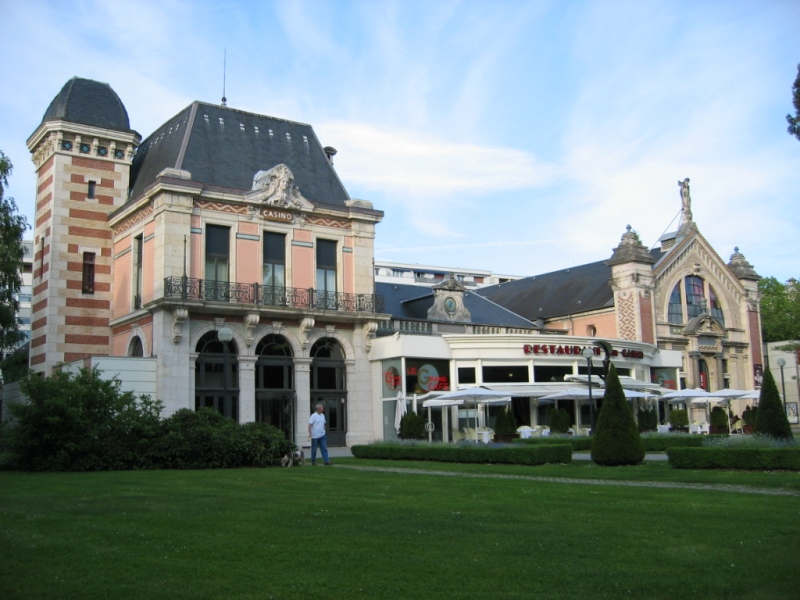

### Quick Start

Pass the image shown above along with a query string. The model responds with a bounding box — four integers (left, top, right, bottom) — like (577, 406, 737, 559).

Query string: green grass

(1, 460, 798, 599)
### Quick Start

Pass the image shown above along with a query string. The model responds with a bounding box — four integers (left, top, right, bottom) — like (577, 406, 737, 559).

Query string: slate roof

(41, 77, 133, 132)
(130, 102, 350, 204)
(377, 282, 536, 328)
(476, 248, 665, 321)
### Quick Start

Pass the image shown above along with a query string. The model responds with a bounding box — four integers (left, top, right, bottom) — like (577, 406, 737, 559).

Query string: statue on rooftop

(678, 178, 693, 225)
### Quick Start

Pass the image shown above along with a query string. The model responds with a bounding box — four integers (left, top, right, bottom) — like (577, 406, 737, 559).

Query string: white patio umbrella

(429, 387, 512, 442)
(661, 388, 715, 399)
(394, 391, 407, 433)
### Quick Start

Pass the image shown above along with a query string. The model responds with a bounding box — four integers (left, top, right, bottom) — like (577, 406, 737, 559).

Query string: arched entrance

(255, 334, 295, 442)
(310, 337, 347, 446)
(195, 331, 239, 420)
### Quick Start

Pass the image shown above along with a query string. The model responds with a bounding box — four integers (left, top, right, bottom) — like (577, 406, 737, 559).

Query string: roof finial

(221, 48, 227, 107)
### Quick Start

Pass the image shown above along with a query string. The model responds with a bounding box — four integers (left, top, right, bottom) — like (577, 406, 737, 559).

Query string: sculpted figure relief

(252, 164, 303, 207)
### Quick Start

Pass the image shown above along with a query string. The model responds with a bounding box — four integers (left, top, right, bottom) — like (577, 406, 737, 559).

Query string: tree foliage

(0, 150, 30, 355)
(754, 368, 793, 441)
(787, 63, 800, 142)
(591, 364, 644, 466)
(758, 277, 800, 343)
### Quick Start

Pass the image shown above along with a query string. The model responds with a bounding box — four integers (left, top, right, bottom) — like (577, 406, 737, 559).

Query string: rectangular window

(205, 225, 230, 300)
(134, 234, 143, 309)
(482, 365, 529, 383)
(316, 239, 337, 308)
(458, 367, 476, 384)
(262, 232, 286, 289)
(87, 181, 96, 199)
(81, 252, 95, 294)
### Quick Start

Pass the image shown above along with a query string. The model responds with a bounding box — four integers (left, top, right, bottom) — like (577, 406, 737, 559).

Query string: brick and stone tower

(607, 225, 657, 344)
(26, 77, 140, 374)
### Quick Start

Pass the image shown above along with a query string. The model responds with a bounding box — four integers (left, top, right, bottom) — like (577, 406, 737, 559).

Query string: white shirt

(309, 412, 326, 439)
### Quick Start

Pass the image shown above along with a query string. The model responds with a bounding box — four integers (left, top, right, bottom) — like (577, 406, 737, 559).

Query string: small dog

(281, 450, 305, 467)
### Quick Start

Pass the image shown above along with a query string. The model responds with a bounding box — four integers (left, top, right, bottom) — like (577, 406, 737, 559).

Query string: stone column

(238, 356, 257, 423)
(294, 357, 312, 447)
(689, 351, 701, 388)
(715, 352, 726, 391)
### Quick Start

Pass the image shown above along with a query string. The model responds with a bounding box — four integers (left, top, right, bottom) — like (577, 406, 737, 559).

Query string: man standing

(308, 404, 331, 466)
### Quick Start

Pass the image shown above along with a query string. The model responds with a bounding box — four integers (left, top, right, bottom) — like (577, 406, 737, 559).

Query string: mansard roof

(41, 77, 133, 132)
(130, 102, 350, 204)
(377, 282, 536, 328)
(477, 248, 664, 321)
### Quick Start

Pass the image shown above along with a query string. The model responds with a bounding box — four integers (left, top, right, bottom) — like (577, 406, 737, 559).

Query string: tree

(3, 367, 163, 471)
(591, 364, 645, 466)
(758, 277, 800, 343)
(787, 63, 800, 142)
(0, 151, 30, 356)
(754, 368, 793, 440)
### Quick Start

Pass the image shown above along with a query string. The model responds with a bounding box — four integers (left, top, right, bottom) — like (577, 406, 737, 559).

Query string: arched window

(586, 325, 597, 337)
(667, 276, 726, 327)
(668, 284, 683, 324)
(685, 276, 705, 320)
(255, 334, 294, 439)
(194, 331, 239, 420)
(128, 336, 144, 357)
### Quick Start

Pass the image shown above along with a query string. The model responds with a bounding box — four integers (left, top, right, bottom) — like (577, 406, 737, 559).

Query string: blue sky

(2, 0, 799, 280)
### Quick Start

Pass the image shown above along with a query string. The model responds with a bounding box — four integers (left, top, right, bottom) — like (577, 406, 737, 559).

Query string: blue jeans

(311, 435, 329, 464)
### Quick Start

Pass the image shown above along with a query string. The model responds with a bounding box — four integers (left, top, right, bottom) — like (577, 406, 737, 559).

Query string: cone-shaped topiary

(754, 368, 793, 440)
(591, 364, 645, 465)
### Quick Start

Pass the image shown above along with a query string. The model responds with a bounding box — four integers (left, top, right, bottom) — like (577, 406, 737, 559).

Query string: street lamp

(777, 357, 787, 410)
(581, 346, 596, 434)
(218, 327, 234, 419)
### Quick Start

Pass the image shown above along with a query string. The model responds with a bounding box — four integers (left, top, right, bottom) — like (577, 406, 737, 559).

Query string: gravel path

(335, 464, 800, 497)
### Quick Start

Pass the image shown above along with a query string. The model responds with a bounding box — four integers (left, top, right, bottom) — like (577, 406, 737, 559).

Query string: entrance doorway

(310, 338, 347, 446)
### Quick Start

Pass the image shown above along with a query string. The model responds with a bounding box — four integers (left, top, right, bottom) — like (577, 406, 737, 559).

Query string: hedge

(351, 443, 572, 465)
(667, 447, 800, 470)
(514, 434, 724, 453)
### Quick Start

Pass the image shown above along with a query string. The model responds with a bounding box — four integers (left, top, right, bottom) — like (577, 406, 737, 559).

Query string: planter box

(709, 425, 728, 435)
(494, 433, 520, 444)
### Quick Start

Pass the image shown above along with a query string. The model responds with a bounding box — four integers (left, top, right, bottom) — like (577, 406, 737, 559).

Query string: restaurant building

(21, 76, 762, 446)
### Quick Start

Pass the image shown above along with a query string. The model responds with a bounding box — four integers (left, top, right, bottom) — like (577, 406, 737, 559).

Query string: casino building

(21, 76, 763, 446)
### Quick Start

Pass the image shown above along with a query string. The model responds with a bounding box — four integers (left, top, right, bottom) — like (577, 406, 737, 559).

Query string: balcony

(163, 276, 385, 313)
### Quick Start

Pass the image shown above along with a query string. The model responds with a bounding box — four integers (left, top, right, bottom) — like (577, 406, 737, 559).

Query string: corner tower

(26, 77, 141, 374)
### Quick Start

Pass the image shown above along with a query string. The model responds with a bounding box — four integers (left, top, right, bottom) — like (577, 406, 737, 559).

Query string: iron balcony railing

(164, 276, 385, 313)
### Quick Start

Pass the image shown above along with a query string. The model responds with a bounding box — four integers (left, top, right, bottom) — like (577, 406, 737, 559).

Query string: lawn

(1, 459, 798, 599)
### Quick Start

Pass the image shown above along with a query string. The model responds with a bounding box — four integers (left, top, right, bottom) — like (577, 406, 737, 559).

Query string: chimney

(323, 146, 337, 165)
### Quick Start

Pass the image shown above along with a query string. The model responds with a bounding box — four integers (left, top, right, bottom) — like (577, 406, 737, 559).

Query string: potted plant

(669, 408, 689, 433)
(398, 411, 426, 440)
(741, 405, 757, 434)
(709, 405, 728, 434)
(550, 408, 571, 434)
(492, 407, 518, 443)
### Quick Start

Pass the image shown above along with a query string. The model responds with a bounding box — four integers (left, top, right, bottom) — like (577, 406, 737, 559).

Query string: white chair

(700, 423, 710, 435)
(541, 427, 551, 437)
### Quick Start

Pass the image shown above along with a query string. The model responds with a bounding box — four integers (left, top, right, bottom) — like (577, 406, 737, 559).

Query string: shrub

(742, 405, 757, 427)
(710, 406, 728, 428)
(493, 407, 517, 435)
(399, 411, 426, 439)
(3, 367, 163, 471)
(550, 408, 571, 434)
(591, 364, 644, 466)
(669, 409, 689, 429)
(754, 369, 793, 440)
(637, 407, 657, 431)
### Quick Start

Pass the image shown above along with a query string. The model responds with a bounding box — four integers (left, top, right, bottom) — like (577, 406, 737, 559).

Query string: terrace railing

(164, 276, 385, 313)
